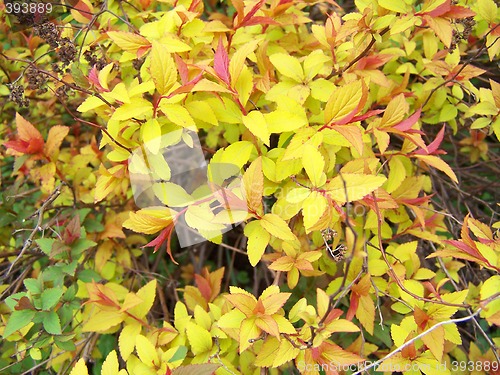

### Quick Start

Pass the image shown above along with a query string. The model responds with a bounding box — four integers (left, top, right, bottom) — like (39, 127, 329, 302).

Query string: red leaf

(392, 108, 421, 132)
(143, 225, 178, 264)
(351, 109, 384, 122)
(63, 215, 81, 245)
(240, 0, 265, 27)
(417, 125, 446, 155)
(346, 293, 359, 321)
(88, 66, 107, 92)
(4, 113, 44, 155)
(214, 36, 231, 86)
(443, 239, 484, 260)
(188, 0, 202, 12)
(194, 274, 212, 303)
(241, 16, 279, 27)
(416, 0, 450, 17)
(174, 54, 190, 85)
(444, 5, 476, 18)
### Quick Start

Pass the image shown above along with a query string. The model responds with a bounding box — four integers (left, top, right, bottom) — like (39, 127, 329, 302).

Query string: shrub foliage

(0, 0, 499, 374)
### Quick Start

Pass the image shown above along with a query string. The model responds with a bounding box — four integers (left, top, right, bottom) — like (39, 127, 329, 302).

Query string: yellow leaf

(98, 63, 114, 91)
(260, 214, 297, 241)
(302, 192, 328, 233)
(269, 53, 304, 82)
(302, 144, 325, 186)
(153, 182, 194, 207)
(391, 316, 417, 347)
(142, 119, 161, 154)
(421, 325, 445, 361)
(160, 103, 195, 128)
(135, 335, 159, 367)
(373, 128, 390, 154)
(128, 280, 157, 319)
(477, 0, 498, 24)
(243, 157, 264, 215)
(111, 99, 153, 121)
(102, 350, 121, 375)
(378, 0, 409, 12)
(282, 128, 322, 161)
(385, 156, 407, 193)
(242, 111, 270, 145)
(414, 154, 458, 183)
(303, 50, 330, 81)
(380, 94, 408, 127)
(330, 125, 364, 155)
(490, 79, 500, 109)
(245, 220, 271, 266)
(107, 31, 150, 53)
(239, 317, 261, 352)
(230, 39, 261, 85)
(44, 125, 69, 160)
(69, 358, 89, 375)
(286, 187, 311, 203)
(77, 96, 107, 112)
(424, 16, 452, 48)
(220, 141, 255, 169)
(123, 209, 172, 234)
(185, 101, 218, 126)
(326, 319, 361, 333)
(82, 310, 124, 332)
(150, 41, 177, 95)
(186, 322, 213, 355)
(193, 79, 232, 93)
(120, 293, 144, 312)
(265, 96, 308, 133)
(326, 173, 387, 203)
(325, 80, 364, 124)
(119, 323, 142, 361)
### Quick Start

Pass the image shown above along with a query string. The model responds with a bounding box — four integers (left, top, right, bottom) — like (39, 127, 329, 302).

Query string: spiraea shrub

(0, 0, 499, 374)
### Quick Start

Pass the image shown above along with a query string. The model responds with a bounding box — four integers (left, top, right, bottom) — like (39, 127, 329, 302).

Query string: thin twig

(351, 308, 484, 375)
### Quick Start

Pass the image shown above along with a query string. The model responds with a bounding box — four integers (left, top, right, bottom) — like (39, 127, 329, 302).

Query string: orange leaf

(5, 113, 44, 155)
(44, 125, 69, 160)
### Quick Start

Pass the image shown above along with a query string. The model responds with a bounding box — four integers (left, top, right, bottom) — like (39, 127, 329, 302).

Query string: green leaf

(43, 311, 62, 334)
(71, 239, 97, 256)
(168, 346, 188, 363)
(35, 238, 55, 256)
(41, 288, 64, 310)
(23, 278, 42, 295)
(3, 309, 36, 338)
